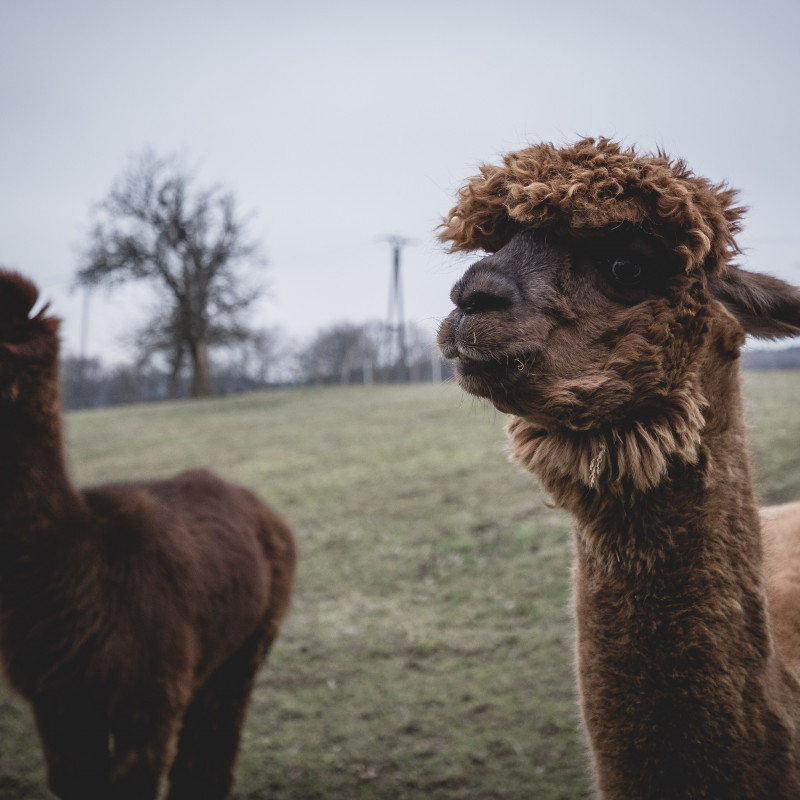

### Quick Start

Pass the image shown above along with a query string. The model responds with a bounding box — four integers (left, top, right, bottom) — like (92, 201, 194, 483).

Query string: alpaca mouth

(455, 351, 530, 375)
(438, 311, 535, 399)
(454, 344, 494, 363)
(438, 332, 512, 365)
(450, 345, 534, 395)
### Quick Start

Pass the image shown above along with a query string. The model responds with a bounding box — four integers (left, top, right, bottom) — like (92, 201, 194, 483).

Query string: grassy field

(2, 373, 800, 799)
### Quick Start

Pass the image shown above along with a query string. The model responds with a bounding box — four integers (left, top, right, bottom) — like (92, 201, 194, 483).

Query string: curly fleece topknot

(439, 137, 745, 274)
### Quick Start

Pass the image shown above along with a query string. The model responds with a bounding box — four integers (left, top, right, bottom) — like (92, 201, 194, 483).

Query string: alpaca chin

(454, 358, 530, 405)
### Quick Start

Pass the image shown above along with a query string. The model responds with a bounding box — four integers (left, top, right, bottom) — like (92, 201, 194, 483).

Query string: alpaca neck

(0, 377, 80, 542)
(509, 359, 800, 798)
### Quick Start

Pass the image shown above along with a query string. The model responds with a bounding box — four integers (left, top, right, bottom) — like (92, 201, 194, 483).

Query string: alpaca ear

(0, 269, 40, 324)
(710, 268, 800, 339)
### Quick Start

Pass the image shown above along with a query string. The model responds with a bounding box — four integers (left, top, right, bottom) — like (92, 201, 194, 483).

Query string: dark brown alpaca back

(0, 269, 295, 800)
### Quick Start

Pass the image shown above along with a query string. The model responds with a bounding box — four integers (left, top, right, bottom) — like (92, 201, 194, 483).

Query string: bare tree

(213, 326, 295, 389)
(298, 324, 366, 385)
(76, 150, 264, 397)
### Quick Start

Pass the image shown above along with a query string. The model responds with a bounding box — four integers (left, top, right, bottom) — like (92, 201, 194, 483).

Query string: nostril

(450, 265, 520, 314)
(461, 290, 513, 315)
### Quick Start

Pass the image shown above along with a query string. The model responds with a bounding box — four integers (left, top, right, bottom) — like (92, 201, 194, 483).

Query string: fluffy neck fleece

(508, 353, 800, 798)
(507, 374, 707, 498)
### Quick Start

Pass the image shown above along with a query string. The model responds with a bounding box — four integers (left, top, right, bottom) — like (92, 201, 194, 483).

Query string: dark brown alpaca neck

(0, 366, 100, 694)
(0, 369, 83, 553)
(510, 359, 800, 799)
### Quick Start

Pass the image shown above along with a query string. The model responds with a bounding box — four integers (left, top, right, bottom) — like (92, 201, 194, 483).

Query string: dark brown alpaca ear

(0, 270, 59, 362)
(710, 268, 800, 339)
(0, 269, 40, 324)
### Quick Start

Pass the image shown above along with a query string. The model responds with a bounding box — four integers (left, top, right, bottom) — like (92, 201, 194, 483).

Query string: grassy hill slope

(2, 374, 799, 799)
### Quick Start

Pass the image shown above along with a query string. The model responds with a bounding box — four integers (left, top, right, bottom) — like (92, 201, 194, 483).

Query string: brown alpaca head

(0, 270, 60, 403)
(438, 138, 800, 490)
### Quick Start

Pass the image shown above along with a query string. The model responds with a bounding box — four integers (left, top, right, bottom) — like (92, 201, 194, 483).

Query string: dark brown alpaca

(0, 269, 295, 800)
(438, 137, 800, 798)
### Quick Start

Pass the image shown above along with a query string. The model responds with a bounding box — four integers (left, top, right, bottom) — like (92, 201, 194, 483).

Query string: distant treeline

(61, 321, 456, 410)
(62, 337, 799, 411)
(743, 347, 800, 370)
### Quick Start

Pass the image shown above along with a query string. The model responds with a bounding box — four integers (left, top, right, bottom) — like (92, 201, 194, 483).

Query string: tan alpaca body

(761, 502, 800, 672)
(438, 138, 800, 798)
(0, 270, 295, 800)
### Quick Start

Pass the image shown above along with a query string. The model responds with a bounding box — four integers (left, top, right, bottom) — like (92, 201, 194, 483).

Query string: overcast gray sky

(2, 0, 799, 362)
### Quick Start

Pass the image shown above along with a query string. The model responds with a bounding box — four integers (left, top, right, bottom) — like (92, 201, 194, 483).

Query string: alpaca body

(438, 138, 800, 797)
(761, 501, 800, 673)
(510, 406, 800, 798)
(573, 507, 800, 799)
(2, 470, 290, 707)
(0, 271, 295, 800)
(504, 325, 800, 798)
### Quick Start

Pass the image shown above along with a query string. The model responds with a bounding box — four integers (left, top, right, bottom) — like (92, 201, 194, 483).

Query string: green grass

(2, 373, 800, 799)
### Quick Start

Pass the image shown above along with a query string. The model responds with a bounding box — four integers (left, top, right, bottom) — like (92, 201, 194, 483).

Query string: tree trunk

(189, 340, 213, 397)
(340, 346, 353, 385)
(167, 344, 185, 399)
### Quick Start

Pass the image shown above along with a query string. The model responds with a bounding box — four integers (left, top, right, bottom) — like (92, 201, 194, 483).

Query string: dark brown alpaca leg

(109, 698, 185, 800)
(32, 695, 110, 800)
(166, 631, 273, 800)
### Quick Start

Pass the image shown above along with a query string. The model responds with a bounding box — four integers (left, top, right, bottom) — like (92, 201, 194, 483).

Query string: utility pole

(79, 287, 91, 406)
(80, 287, 91, 364)
(385, 235, 410, 381)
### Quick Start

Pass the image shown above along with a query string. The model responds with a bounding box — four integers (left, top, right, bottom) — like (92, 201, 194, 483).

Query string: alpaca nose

(451, 270, 519, 315)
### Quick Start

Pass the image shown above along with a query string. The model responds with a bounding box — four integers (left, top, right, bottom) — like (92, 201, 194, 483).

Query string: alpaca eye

(607, 259, 643, 286)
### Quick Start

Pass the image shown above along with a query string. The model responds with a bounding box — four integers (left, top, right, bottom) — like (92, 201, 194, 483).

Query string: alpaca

(0, 269, 295, 800)
(437, 137, 800, 798)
